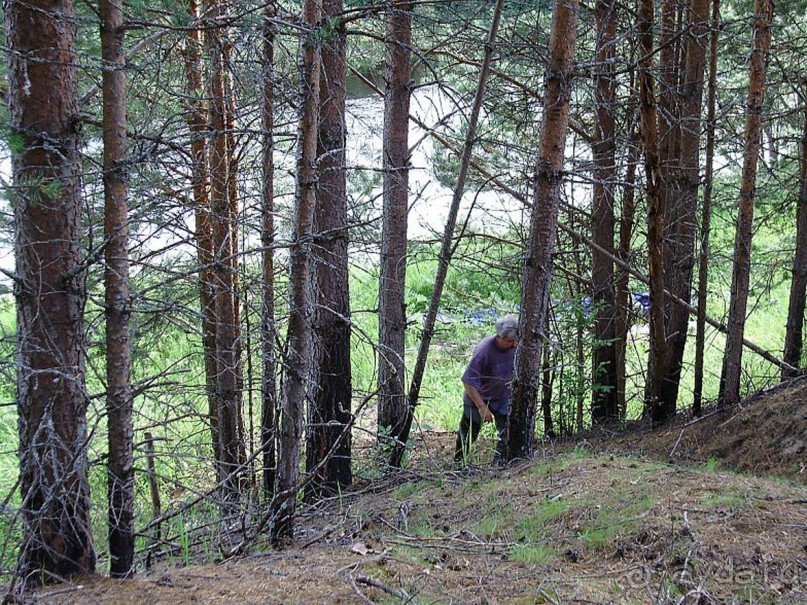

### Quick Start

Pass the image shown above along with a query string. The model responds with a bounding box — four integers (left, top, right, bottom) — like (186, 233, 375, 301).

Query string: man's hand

(464, 383, 493, 422)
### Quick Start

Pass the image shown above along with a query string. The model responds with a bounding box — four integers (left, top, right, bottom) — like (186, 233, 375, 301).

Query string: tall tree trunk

(658, 0, 711, 418)
(378, 0, 413, 468)
(205, 0, 246, 503)
(224, 29, 245, 463)
(639, 0, 670, 422)
(7, 0, 96, 583)
(693, 0, 721, 412)
(614, 121, 640, 417)
(782, 90, 807, 379)
(306, 0, 352, 499)
(183, 0, 219, 474)
(101, 0, 134, 579)
(508, 0, 580, 459)
(260, 0, 278, 501)
(402, 0, 505, 464)
(271, 0, 321, 544)
(719, 0, 775, 406)
(656, 0, 682, 321)
(590, 0, 619, 424)
(656, 0, 682, 225)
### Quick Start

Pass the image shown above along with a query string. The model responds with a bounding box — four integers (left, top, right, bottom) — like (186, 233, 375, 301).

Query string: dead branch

(348, 574, 376, 605)
(354, 574, 415, 603)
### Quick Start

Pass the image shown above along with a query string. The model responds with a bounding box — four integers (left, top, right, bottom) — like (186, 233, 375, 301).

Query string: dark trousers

(454, 405, 507, 463)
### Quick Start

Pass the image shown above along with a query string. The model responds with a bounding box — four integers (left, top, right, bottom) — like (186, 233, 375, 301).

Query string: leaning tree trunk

(719, 0, 775, 406)
(782, 89, 807, 379)
(260, 0, 278, 501)
(271, 0, 321, 544)
(507, 0, 580, 460)
(401, 0, 505, 465)
(7, 0, 97, 584)
(101, 0, 135, 579)
(306, 0, 353, 500)
(590, 0, 619, 424)
(638, 0, 670, 423)
(693, 0, 721, 413)
(378, 0, 413, 468)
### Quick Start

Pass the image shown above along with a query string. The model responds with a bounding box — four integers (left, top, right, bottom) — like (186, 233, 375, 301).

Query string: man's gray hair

(495, 314, 519, 339)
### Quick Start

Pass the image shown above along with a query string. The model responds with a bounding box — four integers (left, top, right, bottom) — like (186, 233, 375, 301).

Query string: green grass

(475, 511, 508, 538)
(699, 455, 721, 473)
(580, 526, 612, 549)
(461, 466, 581, 566)
(508, 542, 555, 565)
(697, 488, 749, 513)
(530, 447, 596, 478)
(394, 480, 432, 500)
(0, 406, 18, 493)
(514, 497, 571, 541)
(408, 522, 437, 539)
(576, 487, 656, 551)
(463, 457, 665, 559)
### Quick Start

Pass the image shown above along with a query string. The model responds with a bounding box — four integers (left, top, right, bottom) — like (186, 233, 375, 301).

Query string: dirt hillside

(13, 379, 807, 604)
(595, 376, 807, 481)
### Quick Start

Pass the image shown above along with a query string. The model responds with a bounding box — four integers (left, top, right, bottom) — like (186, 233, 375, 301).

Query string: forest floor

(20, 378, 807, 604)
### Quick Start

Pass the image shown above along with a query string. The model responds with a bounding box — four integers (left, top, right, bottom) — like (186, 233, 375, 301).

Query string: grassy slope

(29, 447, 807, 604)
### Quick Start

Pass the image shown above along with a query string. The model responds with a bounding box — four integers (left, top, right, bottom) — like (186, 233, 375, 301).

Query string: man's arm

(464, 382, 493, 422)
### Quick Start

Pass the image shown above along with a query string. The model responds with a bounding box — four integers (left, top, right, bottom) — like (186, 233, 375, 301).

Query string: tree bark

(306, 0, 353, 499)
(719, 0, 775, 406)
(508, 0, 580, 460)
(639, 0, 670, 423)
(271, 0, 321, 543)
(590, 0, 619, 424)
(205, 0, 246, 503)
(782, 88, 807, 379)
(657, 0, 711, 419)
(101, 0, 135, 579)
(260, 0, 278, 501)
(7, 0, 96, 583)
(378, 0, 413, 468)
(693, 0, 721, 413)
(656, 0, 681, 343)
(183, 0, 220, 477)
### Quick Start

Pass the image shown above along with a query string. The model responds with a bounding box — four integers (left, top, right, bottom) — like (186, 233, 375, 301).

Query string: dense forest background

(0, 0, 806, 594)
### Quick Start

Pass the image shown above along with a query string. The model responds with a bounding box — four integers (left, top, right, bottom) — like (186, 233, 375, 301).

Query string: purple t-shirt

(461, 335, 516, 414)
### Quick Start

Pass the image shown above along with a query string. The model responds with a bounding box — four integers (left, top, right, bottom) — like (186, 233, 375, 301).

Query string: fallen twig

(537, 587, 560, 605)
(355, 574, 414, 603)
(348, 573, 376, 605)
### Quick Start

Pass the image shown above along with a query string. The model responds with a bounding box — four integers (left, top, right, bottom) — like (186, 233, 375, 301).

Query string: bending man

(454, 314, 518, 464)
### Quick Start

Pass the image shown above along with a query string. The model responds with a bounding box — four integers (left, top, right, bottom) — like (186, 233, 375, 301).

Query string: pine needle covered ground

(26, 381, 807, 604)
